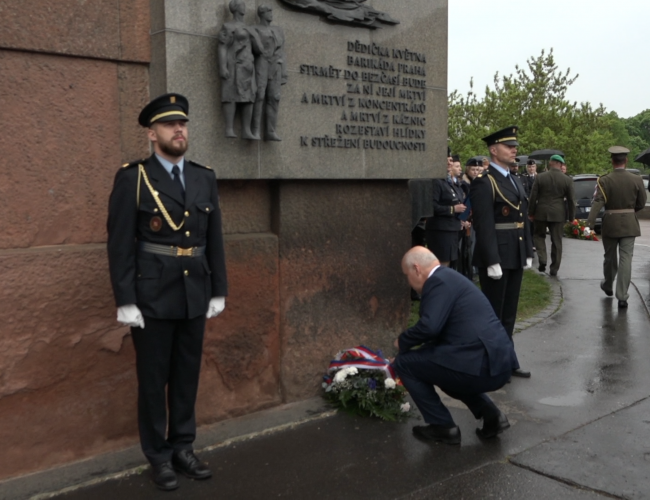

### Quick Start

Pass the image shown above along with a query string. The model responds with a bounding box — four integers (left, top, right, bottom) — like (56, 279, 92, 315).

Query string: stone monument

(218, 0, 257, 139)
(150, 0, 448, 422)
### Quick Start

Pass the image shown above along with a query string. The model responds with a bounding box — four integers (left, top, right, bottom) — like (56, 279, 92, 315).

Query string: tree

(448, 50, 621, 175)
(622, 109, 650, 169)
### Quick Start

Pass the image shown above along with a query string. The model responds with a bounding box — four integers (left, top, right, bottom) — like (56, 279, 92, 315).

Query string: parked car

(572, 174, 603, 234)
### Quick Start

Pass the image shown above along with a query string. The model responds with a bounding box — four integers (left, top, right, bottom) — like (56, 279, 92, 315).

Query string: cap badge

(170, 96, 176, 104)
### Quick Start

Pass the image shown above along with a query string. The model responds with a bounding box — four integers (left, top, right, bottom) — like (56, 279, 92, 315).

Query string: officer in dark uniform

(425, 155, 466, 268)
(469, 126, 533, 378)
(107, 93, 228, 491)
(521, 159, 538, 197)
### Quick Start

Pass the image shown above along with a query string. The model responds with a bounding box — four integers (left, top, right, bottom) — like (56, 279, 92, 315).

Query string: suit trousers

(394, 348, 510, 426)
(534, 221, 564, 273)
(478, 267, 524, 337)
(602, 236, 636, 302)
(131, 315, 206, 465)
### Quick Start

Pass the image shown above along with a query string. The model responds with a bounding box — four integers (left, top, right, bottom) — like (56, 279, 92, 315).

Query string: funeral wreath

(322, 346, 412, 422)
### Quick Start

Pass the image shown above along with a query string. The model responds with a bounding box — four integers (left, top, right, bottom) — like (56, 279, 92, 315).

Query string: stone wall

(0, 0, 446, 481)
(0, 0, 151, 479)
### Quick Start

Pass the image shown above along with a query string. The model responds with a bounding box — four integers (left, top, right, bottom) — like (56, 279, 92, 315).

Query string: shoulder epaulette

(188, 159, 212, 170)
(122, 159, 145, 169)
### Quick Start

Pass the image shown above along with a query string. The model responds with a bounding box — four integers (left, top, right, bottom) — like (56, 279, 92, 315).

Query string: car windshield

(573, 178, 597, 200)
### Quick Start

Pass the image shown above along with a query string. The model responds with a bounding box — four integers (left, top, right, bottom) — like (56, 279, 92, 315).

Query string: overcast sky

(448, 0, 649, 118)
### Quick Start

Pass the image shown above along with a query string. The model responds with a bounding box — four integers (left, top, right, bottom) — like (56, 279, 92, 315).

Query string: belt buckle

(516, 222, 524, 229)
(176, 247, 194, 257)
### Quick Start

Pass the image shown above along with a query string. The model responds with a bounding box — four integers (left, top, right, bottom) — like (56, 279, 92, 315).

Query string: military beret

(549, 154, 565, 163)
(451, 154, 460, 162)
(526, 159, 537, 166)
(138, 93, 189, 127)
(482, 126, 519, 147)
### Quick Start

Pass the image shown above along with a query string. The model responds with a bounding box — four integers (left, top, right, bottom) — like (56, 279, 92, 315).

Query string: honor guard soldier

(107, 93, 228, 491)
(584, 147, 647, 308)
(469, 126, 533, 378)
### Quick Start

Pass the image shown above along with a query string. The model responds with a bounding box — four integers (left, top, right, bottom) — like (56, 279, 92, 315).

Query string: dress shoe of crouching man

(393, 247, 519, 444)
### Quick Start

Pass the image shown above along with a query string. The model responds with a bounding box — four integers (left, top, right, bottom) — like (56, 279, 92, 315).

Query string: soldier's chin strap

(138, 164, 186, 231)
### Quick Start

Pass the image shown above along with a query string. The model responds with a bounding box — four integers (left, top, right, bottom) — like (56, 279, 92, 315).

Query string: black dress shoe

(412, 424, 461, 445)
(512, 368, 531, 378)
(173, 450, 213, 480)
(151, 462, 179, 491)
(600, 280, 613, 297)
(618, 300, 628, 309)
(476, 411, 510, 439)
(549, 269, 558, 277)
(538, 264, 546, 273)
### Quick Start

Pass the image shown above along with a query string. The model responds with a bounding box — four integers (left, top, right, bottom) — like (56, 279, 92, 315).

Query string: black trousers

(478, 267, 523, 337)
(394, 349, 509, 426)
(131, 315, 206, 465)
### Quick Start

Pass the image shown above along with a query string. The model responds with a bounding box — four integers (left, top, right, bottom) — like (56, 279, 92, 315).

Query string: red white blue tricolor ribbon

(326, 345, 396, 380)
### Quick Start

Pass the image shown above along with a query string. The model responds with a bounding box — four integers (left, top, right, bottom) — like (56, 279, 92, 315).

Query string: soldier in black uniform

(470, 126, 533, 378)
(107, 94, 228, 491)
(425, 155, 466, 268)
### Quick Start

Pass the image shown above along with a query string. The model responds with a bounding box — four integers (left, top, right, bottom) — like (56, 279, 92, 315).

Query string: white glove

(117, 304, 145, 329)
(487, 263, 503, 280)
(207, 297, 226, 319)
(583, 227, 592, 237)
(525, 258, 533, 269)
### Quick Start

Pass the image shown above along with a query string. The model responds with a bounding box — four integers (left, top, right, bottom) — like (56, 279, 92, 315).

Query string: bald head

(402, 247, 440, 293)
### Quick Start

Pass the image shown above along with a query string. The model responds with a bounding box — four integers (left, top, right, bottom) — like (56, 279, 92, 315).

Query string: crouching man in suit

(393, 246, 519, 445)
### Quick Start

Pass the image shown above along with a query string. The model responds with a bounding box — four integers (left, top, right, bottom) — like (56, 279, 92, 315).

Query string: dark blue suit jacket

(398, 267, 519, 376)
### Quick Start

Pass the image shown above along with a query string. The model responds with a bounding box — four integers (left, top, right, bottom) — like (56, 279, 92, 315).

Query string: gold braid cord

(487, 174, 521, 210)
(596, 178, 608, 204)
(138, 164, 185, 231)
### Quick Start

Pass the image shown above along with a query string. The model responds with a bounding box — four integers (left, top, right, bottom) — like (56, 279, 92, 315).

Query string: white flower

(400, 402, 411, 412)
(384, 378, 396, 389)
(333, 370, 348, 383)
(347, 367, 358, 376)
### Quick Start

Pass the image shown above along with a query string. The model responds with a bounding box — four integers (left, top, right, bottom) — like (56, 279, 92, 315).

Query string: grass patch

(407, 269, 552, 328)
(516, 269, 553, 322)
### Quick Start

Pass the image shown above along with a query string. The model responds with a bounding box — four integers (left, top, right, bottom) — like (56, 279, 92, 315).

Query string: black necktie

(172, 165, 185, 201)
(508, 174, 519, 194)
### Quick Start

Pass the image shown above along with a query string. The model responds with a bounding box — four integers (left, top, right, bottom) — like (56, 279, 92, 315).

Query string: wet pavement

(9, 222, 650, 499)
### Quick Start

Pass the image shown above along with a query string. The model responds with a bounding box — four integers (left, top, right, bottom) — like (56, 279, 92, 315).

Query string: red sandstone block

(219, 181, 272, 235)
(0, 234, 280, 479)
(198, 234, 282, 423)
(0, 50, 127, 248)
(276, 182, 411, 401)
(119, 0, 151, 63)
(0, 0, 149, 62)
(118, 63, 151, 163)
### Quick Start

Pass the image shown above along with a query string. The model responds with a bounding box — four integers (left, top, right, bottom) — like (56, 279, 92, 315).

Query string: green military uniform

(528, 161, 575, 276)
(587, 147, 646, 305)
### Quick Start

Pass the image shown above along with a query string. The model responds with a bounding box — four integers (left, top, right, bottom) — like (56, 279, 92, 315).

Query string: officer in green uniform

(585, 146, 646, 308)
(528, 154, 575, 276)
